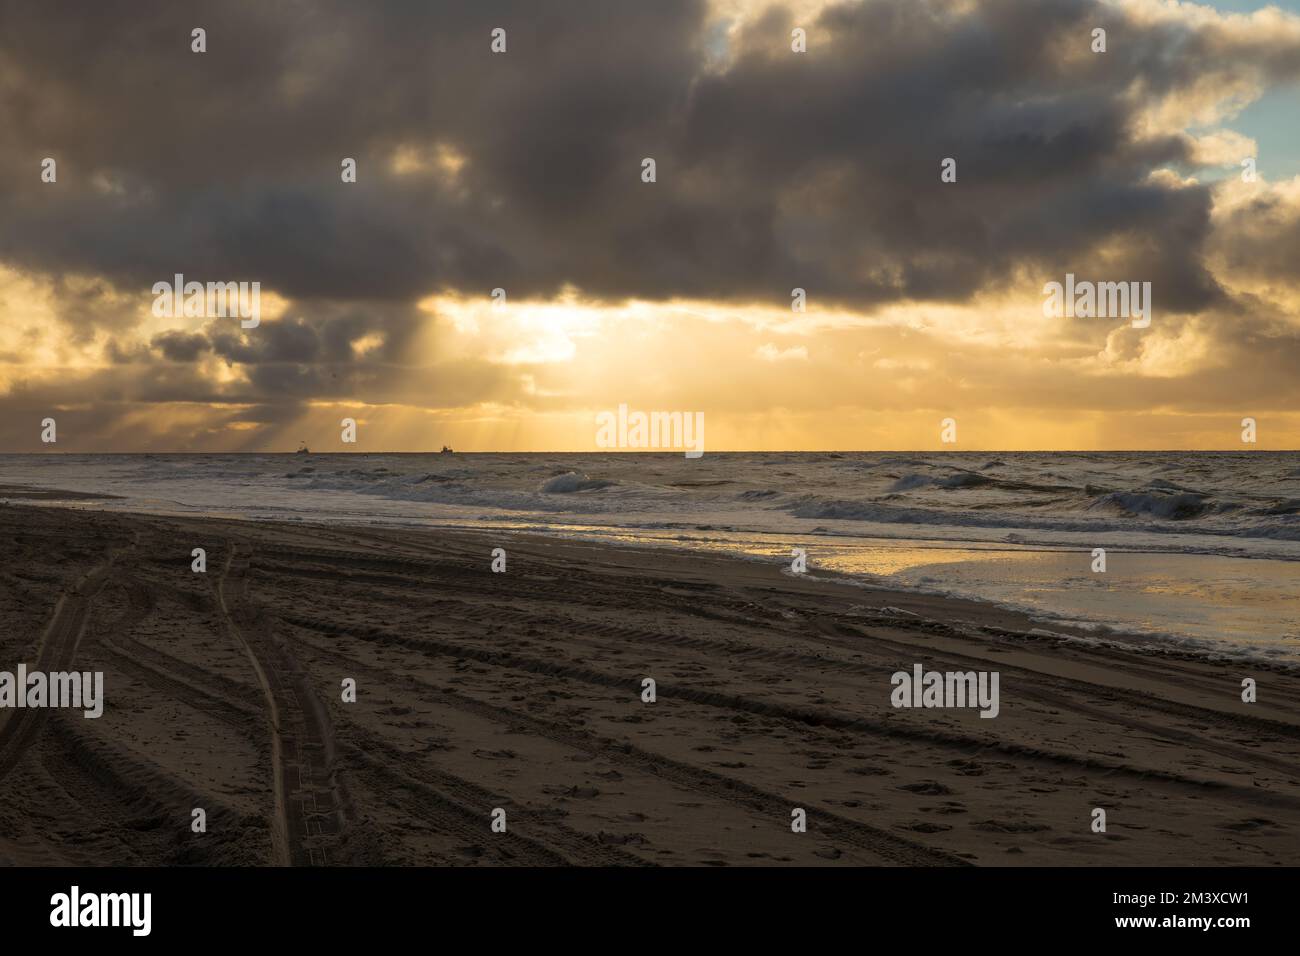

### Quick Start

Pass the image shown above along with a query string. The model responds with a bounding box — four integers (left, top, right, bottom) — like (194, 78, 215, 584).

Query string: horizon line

(4, 449, 1297, 456)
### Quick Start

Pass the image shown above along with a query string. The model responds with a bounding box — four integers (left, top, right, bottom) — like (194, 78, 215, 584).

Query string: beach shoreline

(3, 451, 1297, 662)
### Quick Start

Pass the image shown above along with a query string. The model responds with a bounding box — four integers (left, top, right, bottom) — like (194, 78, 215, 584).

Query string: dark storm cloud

(4, 0, 1297, 321)
(664, 0, 1237, 311)
(203, 297, 423, 363)
(0, 0, 706, 302)
(151, 330, 210, 362)
(130, 295, 520, 412)
(1209, 189, 1300, 289)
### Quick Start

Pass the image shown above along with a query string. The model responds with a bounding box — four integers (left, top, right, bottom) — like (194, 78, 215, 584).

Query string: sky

(1, 0, 1299, 452)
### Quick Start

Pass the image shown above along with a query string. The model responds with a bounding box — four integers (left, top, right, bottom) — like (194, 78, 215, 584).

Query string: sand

(0, 502, 1297, 866)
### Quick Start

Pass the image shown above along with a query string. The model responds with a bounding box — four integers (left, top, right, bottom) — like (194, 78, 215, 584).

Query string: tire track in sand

(280, 610, 1300, 813)
(282, 616, 966, 866)
(0, 537, 133, 784)
(216, 543, 359, 865)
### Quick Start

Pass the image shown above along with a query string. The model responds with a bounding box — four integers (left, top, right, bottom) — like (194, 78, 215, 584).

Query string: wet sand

(1, 502, 1297, 866)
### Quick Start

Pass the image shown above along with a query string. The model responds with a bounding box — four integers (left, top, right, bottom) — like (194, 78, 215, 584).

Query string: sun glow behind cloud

(1, 0, 1299, 451)
(1, 250, 1298, 450)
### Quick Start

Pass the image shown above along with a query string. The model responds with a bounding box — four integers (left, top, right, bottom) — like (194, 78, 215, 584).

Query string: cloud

(151, 330, 210, 362)
(1, 0, 1299, 448)
(755, 342, 809, 361)
(6, 0, 1296, 310)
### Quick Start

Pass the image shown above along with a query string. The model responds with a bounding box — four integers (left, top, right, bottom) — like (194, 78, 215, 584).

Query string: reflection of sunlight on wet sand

(578, 531, 1300, 656)
(808, 545, 1300, 657)
(1141, 580, 1208, 597)
(815, 546, 1042, 578)
(1138, 578, 1295, 608)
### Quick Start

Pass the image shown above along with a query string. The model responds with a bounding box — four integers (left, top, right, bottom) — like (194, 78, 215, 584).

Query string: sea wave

(538, 471, 617, 494)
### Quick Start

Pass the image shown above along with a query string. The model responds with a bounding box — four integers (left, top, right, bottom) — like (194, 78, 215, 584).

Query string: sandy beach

(1, 499, 1297, 867)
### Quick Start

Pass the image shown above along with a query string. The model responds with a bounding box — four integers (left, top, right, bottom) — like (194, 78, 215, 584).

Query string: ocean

(3, 451, 1298, 662)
